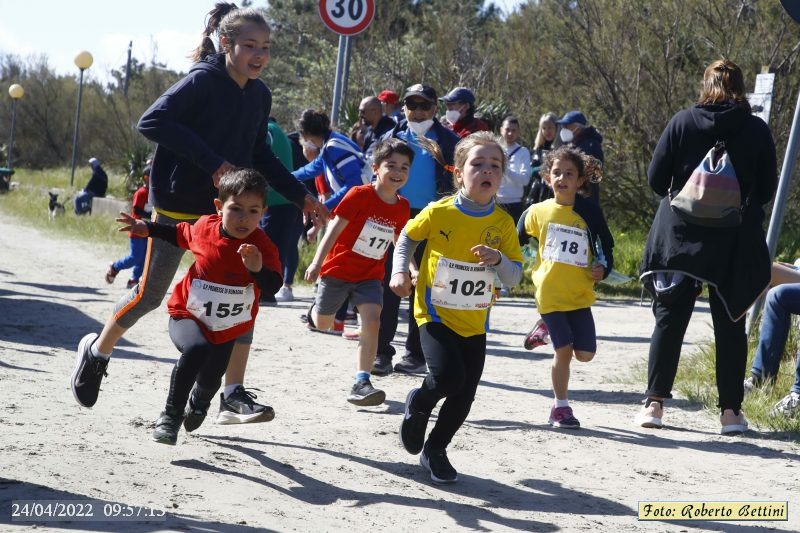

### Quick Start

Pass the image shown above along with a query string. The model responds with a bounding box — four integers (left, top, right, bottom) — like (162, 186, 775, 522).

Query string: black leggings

(411, 322, 486, 450)
(165, 318, 235, 411)
(645, 279, 746, 412)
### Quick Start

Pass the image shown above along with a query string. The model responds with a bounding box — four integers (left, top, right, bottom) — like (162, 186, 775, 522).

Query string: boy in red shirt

(106, 166, 152, 289)
(304, 139, 414, 406)
(117, 168, 282, 445)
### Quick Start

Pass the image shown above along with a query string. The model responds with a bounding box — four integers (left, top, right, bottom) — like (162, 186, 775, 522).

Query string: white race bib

(543, 223, 589, 267)
(430, 257, 494, 310)
(185, 279, 255, 332)
(352, 219, 394, 259)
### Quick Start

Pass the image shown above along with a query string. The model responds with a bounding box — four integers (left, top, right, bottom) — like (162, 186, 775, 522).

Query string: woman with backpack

(635, 59, 778, 435)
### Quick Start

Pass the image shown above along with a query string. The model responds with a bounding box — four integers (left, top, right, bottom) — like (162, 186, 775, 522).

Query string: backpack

(669, 141, 745, 228)
(325, 137, 374, 185)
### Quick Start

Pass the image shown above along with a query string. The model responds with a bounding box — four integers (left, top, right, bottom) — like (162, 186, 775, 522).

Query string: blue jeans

(751, 284, 800, 394)
(112, 237, 147, 280)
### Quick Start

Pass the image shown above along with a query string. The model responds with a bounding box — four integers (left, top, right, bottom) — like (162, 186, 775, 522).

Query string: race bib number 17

(352, 219, 394, 259)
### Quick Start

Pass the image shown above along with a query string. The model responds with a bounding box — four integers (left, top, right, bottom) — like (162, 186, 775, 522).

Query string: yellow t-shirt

(524, 199, 597, 313)
(406, 196, 523, 337)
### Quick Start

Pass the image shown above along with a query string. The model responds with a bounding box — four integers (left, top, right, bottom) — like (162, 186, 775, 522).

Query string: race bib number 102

(430, 257, 494, 310)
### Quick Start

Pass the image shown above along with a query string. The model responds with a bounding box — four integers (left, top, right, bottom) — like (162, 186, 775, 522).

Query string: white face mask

(445, 109, 462, 124)
(559, 128, 574, 143)
(408, 119, 434, 136)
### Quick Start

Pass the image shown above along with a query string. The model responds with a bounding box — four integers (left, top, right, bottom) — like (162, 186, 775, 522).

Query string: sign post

(318, 0, 376, 126)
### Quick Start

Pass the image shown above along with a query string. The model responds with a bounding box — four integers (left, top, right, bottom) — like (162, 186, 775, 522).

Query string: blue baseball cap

(556, 110, 587, 125)
(441, 87, 476, 105)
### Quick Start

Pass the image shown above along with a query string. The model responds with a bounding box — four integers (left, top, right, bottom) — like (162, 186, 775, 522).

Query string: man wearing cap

(358, 95, 396, 154)
(369, 83, 460, 376)
(378, 90, 403, 123)
(74, 157, 109, 215)
(556, 110, 604, 202)
(441, 87, 489, 138)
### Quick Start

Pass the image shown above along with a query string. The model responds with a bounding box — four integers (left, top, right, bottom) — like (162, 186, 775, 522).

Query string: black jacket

(362, 115, 396, 154)
(641, 103, 778, 320)
(84, 166, 108, 197)
(137, 53, 308, 215)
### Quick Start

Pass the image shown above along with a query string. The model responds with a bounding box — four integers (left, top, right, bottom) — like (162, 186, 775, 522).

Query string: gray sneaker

(371, 354, 393, 376)
(394, 355, 427, 375)
(346, 379, 386, 406)
(771, 392, 800, 418)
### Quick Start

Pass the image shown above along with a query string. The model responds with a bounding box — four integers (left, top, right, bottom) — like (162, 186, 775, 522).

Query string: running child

(304, 138, 414, 406)
(391, 131, 523, 484)
(106, 166, 152, 289)
(70, 3, 325, 425)
(117, 169, 282, 444)
(522, 145, 613, 429)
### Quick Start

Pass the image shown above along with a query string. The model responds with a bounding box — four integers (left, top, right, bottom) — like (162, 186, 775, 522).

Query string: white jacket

(497, 143, 531, 203)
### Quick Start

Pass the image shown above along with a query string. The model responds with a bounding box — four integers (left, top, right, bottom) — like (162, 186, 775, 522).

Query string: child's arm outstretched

(116, 212, 178, 245)
(304, 215, 349, 283)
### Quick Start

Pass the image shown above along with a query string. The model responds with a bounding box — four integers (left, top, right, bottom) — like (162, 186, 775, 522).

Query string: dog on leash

(48, 192, 66, 220)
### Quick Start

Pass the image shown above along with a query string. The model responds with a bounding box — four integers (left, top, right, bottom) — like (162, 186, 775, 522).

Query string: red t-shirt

(130, 185, 149, 238)
(321, 184, 410, 282)
(167, 215, 281, 344)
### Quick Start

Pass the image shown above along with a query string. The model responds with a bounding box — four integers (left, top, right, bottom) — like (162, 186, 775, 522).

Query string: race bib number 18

(543, 223, 589, 268)
(430, 257, 494, 310)
(186, 279, 254, 331)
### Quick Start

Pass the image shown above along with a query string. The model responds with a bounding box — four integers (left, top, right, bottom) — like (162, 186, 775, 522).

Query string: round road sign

(318, 0, 375, 36)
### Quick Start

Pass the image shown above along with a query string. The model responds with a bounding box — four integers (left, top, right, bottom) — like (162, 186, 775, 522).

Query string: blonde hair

(190, 2, 270, 62)
(416, 131, 507, 191)
(697, 58, 751, 112)
(534, 112, 558, 150)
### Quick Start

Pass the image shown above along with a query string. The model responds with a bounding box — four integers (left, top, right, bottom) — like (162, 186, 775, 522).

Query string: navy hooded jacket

(138, 53, 308, 216)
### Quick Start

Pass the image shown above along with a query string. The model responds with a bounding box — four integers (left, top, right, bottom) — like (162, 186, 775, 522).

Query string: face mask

(559, 128, 574, 143)
(408, 119, 434, 136)
(445, 109, 462, 124)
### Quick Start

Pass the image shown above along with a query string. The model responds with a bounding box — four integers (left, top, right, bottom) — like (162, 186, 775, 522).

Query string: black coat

(640, 103, 778, 321)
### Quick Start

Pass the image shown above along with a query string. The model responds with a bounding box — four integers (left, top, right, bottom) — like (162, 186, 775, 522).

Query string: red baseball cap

(378, 90, 399, 105)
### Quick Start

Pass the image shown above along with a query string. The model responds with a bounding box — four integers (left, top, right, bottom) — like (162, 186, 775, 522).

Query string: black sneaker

(346, 379, 386, 406)
(371, 354, 393, 376)
(216, 386, 275, 425)
(183, 388, 211, 433)
(152, 407, 184, 445)
(394, 355, 427, 375)
(420, 446, 458, 484)
(70, 333, 109, 408)
(400, 388, 430, 455)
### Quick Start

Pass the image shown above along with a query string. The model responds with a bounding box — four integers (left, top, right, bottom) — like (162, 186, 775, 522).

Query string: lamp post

(7, 84, 24, 168)
(69, 50, 93, 187)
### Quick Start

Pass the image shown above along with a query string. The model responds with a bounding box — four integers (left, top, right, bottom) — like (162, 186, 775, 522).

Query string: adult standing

(369, 84, 460, 375)
(525, 112, 558, 205)
(358, 96, 396, 155)
(497, 116, 531, 224)
(636, 59, 777, 434)
(378, 90, 403, 123)
(441, 87, 489, 138)
(556, 110, 603, 203)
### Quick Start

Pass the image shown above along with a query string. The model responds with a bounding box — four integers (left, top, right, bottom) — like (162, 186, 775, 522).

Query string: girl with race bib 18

(116, 169, 282, 445)
(522, 145, 614, 430)
(390, 131, 523, 484)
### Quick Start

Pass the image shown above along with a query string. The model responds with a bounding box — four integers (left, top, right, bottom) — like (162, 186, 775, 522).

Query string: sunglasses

(404, 100, 434, 111)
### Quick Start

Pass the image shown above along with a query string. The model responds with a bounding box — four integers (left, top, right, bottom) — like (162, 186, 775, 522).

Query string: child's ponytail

(190, 2, 239, 62)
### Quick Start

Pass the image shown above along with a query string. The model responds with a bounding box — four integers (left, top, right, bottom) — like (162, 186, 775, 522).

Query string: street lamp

(7, 84, 24, 168)
(69, 50, 93, 187)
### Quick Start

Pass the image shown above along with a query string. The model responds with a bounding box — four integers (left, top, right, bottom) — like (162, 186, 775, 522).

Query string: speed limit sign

(318, 0, 376, 36)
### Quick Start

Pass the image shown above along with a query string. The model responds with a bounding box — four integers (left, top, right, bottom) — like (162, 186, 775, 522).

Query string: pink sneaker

(548, 405, 580, 429)
(524, 319, 549, 350)
(105, 263, 118, 284)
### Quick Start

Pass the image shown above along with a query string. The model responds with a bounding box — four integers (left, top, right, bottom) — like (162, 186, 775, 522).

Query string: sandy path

(0, 211, 797, 532)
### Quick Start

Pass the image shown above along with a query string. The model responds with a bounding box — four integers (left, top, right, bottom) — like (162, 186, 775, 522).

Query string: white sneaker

(275, 286, 294, 302)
